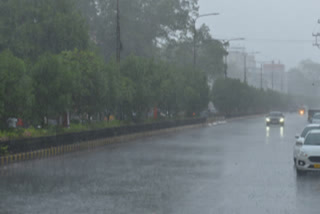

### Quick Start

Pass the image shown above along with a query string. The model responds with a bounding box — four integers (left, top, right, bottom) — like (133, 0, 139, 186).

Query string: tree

(119, 56, 154, 120)
(162, 24, 226, 77)
(0, 0, 89, 61)
(76, 0, 199, 61)
(212, 78, 292, 116)
(0, 50, 32, 128)
(31, 53, 73, 125)
(196, 25, 227, 77)
(61, 49, 109, 121)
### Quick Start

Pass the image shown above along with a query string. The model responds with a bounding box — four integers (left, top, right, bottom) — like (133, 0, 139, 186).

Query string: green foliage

(212, 78, 292, 116)
(77, 0, 199, 60)
(61, 49, 109, 118)
(116, 56, 209, 119)
(0, 0, 214, 131)
(0, 0, 89, 61)
(162, 25, 227, 77)
(0, 145, 8, 155)
(0, 50, 32, 127)
(31, 53, 73, 124)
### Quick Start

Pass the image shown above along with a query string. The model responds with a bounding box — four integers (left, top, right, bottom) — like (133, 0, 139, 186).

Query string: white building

(263, 62, 287, 93)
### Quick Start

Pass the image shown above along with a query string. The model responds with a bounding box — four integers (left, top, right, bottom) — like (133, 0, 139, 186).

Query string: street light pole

(272, 61, 274, 90)
(193, 13, 219, 71)
(260, 63, 263, 89)
(256, 61, 269, 90)
(116, 0, 121, 63)
(244, 52, 247, 83)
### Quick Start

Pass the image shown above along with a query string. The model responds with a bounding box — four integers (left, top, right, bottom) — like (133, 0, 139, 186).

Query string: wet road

(1, 114, 319, 214)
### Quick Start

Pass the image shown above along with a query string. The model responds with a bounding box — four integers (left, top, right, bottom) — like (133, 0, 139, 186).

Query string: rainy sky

(198, 0, 320, 69)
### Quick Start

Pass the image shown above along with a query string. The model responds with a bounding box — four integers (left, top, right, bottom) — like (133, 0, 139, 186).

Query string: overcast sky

(198, 0, 320, 70)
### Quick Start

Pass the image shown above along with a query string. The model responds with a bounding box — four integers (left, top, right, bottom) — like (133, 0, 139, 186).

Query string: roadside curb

(225, 114, 265, 122)
(206, 114, 264, 126)
(0, 114, 264, 167)
(0, 123, 206, 167)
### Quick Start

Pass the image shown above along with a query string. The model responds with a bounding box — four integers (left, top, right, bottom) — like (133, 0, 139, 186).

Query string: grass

(0, 120, 130, 141)
(0, 116, 200, 142)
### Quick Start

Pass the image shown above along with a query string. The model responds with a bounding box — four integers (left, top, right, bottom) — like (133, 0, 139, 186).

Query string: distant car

(311, 113, 320, 124)
(299, 108, 305, 115)
(265, 111, 285, 126)
(295, 130, 320, 175)
(293, 124, 320, 164)
(308, 109, 320, 122)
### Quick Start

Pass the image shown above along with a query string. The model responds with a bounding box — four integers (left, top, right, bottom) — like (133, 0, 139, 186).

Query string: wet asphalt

(1, 113, 319, 214)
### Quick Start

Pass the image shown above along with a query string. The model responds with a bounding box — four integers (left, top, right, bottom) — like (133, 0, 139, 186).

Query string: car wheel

(296, 168, 307, 176)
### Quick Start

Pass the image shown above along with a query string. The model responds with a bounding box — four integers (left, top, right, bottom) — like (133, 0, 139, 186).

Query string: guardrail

(0, 118, 206, 158)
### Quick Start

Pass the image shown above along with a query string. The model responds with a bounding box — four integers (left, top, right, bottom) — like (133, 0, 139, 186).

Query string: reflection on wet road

(1, 114, 320, 214)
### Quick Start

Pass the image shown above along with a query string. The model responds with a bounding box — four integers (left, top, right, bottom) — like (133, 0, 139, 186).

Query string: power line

(245, 38, 313, 43)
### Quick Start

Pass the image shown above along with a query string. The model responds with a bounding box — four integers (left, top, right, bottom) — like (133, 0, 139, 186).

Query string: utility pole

(116, 0, 121, 63)
(193, 21, 197, 70)
(244, 52, 247, 83)
(271, 61, 274, 90)
(257, 60, 272, 90)
(260, 63, 263, 90)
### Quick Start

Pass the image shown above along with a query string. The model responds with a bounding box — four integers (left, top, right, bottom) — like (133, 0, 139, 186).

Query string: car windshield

(313, 114, 320, 119)
(269, 112, 283, 117)
(301, 127, 320, 138)
(304, 133, 320, 146)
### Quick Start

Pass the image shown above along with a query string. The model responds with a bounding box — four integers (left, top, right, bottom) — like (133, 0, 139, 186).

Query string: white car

(311, 113, 320, 124)
(295, 130, 320, 175)
(293, 124, 320, 163)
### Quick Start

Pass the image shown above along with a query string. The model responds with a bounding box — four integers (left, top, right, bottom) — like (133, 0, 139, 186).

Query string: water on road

(1, 114, 319, 214)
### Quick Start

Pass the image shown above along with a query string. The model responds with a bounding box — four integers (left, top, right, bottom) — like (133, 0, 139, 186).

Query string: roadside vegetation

(0, 0, 297, 143)
(212, 78, 294, 117)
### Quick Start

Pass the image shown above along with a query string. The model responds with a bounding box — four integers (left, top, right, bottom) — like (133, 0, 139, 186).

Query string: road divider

(0, 122, 206, 167)
(0, 115, 262, 167)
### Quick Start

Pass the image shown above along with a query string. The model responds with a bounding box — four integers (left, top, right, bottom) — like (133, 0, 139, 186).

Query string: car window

(301, 127, 320, 138)
(304, 133, 320, 145)
(314, 114, 320, 119)
(269, 112, 282, 117)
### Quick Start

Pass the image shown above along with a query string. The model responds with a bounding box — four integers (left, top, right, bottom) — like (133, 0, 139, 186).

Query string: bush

(0, 145, 8, 156)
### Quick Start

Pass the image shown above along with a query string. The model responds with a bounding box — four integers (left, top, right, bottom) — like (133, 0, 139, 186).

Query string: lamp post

(116, 0, 121, 63)
(257, 61, 272, 90)
(193, 13, 220, 70)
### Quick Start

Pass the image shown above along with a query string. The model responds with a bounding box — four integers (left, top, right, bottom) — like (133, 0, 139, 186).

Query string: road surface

(1, 114, 319, 214)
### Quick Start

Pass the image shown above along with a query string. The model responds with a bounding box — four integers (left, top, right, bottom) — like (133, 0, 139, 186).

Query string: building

(226, 50, 259, 88)
(263, 62, 287, 93)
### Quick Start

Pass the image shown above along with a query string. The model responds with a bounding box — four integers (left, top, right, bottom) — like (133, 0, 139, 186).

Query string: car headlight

(266, 118, 270, 122)
(280, 118, 284, 122)
(299, 151, 308, 157)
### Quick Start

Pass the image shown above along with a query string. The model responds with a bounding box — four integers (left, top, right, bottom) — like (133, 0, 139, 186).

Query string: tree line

(212, 78, 296, 116)
(0, 0, 295, 129)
